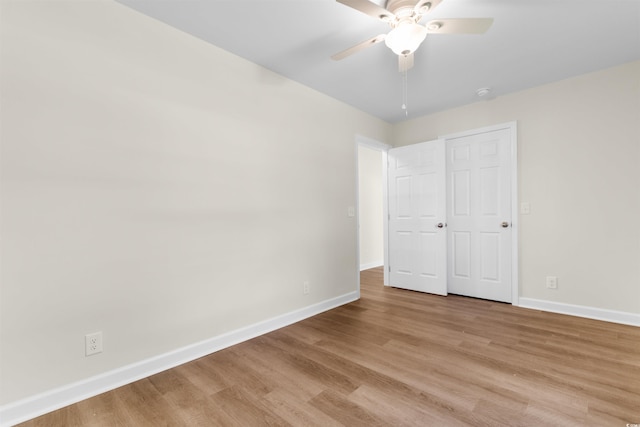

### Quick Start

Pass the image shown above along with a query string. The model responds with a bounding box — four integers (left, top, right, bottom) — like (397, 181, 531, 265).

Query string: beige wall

(2, 0, 639, 411)
(394, 60, 640, 314)
(0, 0, 391, 404)
(358, 145, 384, 269)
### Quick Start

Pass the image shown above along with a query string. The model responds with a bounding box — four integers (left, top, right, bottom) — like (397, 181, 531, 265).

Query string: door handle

(436, 222, 446, 229)
(501, 221, 510, 228)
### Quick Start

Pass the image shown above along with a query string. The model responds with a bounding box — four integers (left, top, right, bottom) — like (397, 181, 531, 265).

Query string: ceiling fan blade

(337, 0, 395, 22)
(398, 53, 414, 72)
(425, 18, 494, 34)
(331, 34, 386, 60)
(414, 0, 444, 15)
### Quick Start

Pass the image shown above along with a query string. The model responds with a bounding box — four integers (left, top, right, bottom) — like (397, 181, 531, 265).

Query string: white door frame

(355, 135, 391, 292)
(440, 121, 519, 306)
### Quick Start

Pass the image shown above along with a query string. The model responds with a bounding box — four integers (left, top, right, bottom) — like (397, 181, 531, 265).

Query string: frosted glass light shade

(385, 22, 428, 55)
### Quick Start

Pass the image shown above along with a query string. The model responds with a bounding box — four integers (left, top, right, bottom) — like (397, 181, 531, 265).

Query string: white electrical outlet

(546, 276, 558, 289)
(85, 332, 103, 356)
(303, 281, 310, 295)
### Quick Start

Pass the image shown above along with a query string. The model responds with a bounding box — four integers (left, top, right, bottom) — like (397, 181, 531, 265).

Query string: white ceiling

(116, 0, 640, 123)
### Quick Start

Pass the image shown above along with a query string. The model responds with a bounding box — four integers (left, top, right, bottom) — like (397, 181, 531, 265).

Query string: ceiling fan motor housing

(386, 0, 428, 17)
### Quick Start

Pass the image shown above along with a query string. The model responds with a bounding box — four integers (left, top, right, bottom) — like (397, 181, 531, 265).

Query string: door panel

(452, 231, 471, 278)
(395, 231, 412, 274)
(396, 176, 412, 218)
(419, 231, 438, 276)
(479, 232, 500, 281)
(388, 139, 447, 295)
(452, 171, 470, 215)
(480, 167, 499, 215)
(418, 173, 438, 218)
(447, 129, 512, 302)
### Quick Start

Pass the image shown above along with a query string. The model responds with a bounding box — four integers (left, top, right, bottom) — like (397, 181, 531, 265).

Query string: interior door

(388, 139, 447, 295)
(446, 129, 512, 302)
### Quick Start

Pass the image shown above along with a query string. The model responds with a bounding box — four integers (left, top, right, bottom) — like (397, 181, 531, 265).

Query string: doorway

(356, 135, 390, 288)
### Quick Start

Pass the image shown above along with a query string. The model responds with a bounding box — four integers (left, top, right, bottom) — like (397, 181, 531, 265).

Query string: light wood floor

(19, 267, 640, 426)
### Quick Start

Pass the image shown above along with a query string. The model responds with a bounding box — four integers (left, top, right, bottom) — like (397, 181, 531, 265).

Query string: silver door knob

(436, 222, 446, 228)
(501, 221, 510, 228)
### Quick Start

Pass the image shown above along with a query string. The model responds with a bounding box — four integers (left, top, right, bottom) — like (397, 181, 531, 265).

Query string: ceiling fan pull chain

(401, 69, 408, 116)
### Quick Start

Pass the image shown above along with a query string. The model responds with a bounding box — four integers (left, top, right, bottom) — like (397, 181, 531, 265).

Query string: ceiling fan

(332, 0, 493, 72)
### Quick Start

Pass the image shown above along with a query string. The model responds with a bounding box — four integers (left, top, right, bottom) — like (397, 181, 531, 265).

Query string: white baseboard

(360, 261, 383, 271)
(518, 297, 640, 327)
(0, 291, 359, 427)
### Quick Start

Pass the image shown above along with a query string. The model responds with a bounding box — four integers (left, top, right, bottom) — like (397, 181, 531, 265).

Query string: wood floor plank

(208, 386, 289, 426)
(308, 389, 387, 427)
(262, 389, 343, 427)
(267, 329, 483, 424)
(115, 379, 185, 426)
(347, 384, 453, 427)
(17, 267, 640, 426)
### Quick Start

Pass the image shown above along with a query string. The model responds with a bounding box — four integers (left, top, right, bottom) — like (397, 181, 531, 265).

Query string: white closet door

(388, 139, 447, 296)
(446, 129, 512, 303)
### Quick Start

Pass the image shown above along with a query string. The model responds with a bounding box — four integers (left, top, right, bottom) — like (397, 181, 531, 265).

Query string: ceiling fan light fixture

(384, 21, 428, 55)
